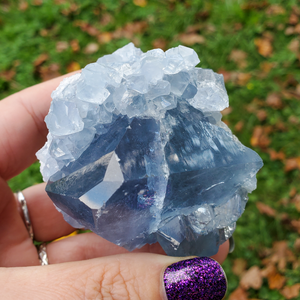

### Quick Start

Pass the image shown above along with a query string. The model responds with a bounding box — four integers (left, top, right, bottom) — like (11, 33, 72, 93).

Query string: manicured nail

(164, 257, 227, 300)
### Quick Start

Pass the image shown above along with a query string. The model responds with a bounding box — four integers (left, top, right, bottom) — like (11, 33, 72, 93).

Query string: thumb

(2, 253, 227, 300)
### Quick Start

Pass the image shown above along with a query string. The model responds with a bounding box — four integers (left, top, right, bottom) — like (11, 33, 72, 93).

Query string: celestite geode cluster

(37, 43, 263, 257)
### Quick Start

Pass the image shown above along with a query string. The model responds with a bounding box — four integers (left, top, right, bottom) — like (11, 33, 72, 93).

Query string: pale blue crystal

(37, 43, 263, 257)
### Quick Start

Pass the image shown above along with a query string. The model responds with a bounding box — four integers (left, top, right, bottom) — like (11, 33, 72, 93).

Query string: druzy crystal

(37, 43, 263, 257)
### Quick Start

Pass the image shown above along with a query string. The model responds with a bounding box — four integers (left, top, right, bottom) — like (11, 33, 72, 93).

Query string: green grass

(1, 0, 300, 298)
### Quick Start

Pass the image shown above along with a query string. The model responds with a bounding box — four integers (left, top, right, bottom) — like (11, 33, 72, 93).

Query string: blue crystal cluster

(37, 43, 263, 257)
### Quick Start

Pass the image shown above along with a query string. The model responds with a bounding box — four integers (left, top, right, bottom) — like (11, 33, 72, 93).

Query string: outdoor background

(1, 0, 300, 299)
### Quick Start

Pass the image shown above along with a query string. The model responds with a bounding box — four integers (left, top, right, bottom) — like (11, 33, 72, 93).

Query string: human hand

(0, 74, 229, 299)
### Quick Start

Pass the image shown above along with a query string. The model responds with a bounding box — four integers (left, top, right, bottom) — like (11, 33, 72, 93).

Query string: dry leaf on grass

(288, 39, 300, 54)
(256, 202, 276, 217)
(84, 43, 99, 54)
(268, 272, 286, 290)
(235, 121, 244, 132)
(280, 284, 300, 299)
(228, 287, 248, 300)
(232, 258, 247, 277)
(240, 266, 263, 290)
(285, 157, 300, 172)
(266, 93, 283, 109)
(152, 38, 167, 51)
(178, 33, 205, 45)
(0, 69, 15, 82)
(254, 38, 273, 57)
(256, 109, 267, 121)
(33, 53, 49, 67)
(67, 62, 81, 73)
(56, 41, 69, 52)
(250, 126, 271, 149)
(289, 13, 299, 25)
(229, 49, 248, 69)
(39, 63, 60, 82)
(268, 149, 285, 161)
(70, 39, 80, 52)
(294, 238, 300, 252)
(19, 1, 28, 11)
(98, 32, 112, 44)
(291, 219, 300, 234)
(133, 0, 147, 7)
(266, 4, 286, 15)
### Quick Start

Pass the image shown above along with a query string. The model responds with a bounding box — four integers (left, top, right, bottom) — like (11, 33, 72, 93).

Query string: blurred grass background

(1, 0, 300, 299)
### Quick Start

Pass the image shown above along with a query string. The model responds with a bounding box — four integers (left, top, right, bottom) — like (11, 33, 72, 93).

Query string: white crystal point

(45, 100, 84, 136)
(189, 68, 229, 111)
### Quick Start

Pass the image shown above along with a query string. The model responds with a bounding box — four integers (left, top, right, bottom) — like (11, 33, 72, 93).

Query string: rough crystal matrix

(37, 43, 263, 257)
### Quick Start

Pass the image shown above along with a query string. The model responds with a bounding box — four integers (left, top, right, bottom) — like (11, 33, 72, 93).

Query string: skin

(0, 74, 229, 299)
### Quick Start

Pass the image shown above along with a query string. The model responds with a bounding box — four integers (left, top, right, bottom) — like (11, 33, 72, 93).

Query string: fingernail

(164, 257, 227, 300)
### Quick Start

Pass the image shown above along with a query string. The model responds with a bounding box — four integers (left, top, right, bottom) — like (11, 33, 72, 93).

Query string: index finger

(0, 72, 79, 180)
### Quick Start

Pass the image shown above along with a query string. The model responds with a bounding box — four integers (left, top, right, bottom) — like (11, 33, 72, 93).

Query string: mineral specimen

(37, 43, 263, 257)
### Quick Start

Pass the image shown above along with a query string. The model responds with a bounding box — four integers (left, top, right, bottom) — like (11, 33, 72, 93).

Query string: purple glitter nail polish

(164, 257, 227, 300)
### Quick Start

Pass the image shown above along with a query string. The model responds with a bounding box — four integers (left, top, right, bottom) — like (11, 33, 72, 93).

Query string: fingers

(22, 183, 74, 242)
(1, 253, 227, 300)
(0, 72, 79, 180)
(0, 177, 39, 267)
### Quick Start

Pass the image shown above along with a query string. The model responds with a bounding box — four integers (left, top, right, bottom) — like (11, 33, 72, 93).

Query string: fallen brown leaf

(268, 272, 286, 290)
(285, 157, 300, 172)
(133, 0, 147, 7)
(291, 219, 300, 234)
(152, 38, 167, 51)
(240, 266, 263, 290)
(294, 24, 300, 34)
(39, 63, 60, 81)
(289, 13, 299, 25)
(261, 263, 277, 277)
(288, 39, 299, 54)
(260, 61, 275, 74)
(250, 126, 271, 149)
(33, 53, 49, 67)
(0, 69, 15, 82)
(266, 93, 283, 109)
(228, 287, 248, 300)
(292, 194, 300, 212)
(242, 1, 268, 10)
(289, 187, 297, 198)
(294, 238, 300, 252)
(254, 38, 273, 57)
(100, 13, 113, 26)
(237, 73, 251, 86)
(178, 33, 205, 46)
(112, 21, 148, 39)
(217, 68, 232, 83)
(33, 0, 43, 5)
(234, 120, 244, 132)
(61, 3, 78, 16)
(19, 1, 28, 10)
(256, 202, 276, 217)
(97, 32, 112, 44)
(256, 109, 267, 121)
(67, 62, 81, 73)
(84, 43, 99, 54)
(229, 49, 248, 69)
(268, 149, 285, 161)
(232, 258, 247, 277)
(56, 41, 69, 52)
(285, 26, 295, 35)
(70, 39, 80, 52)
(281, 284, 300, 299)
(266, 4, 286, 15)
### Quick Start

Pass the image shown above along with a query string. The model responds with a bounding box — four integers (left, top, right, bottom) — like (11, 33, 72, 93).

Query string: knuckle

(85, 260, 141, 300)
